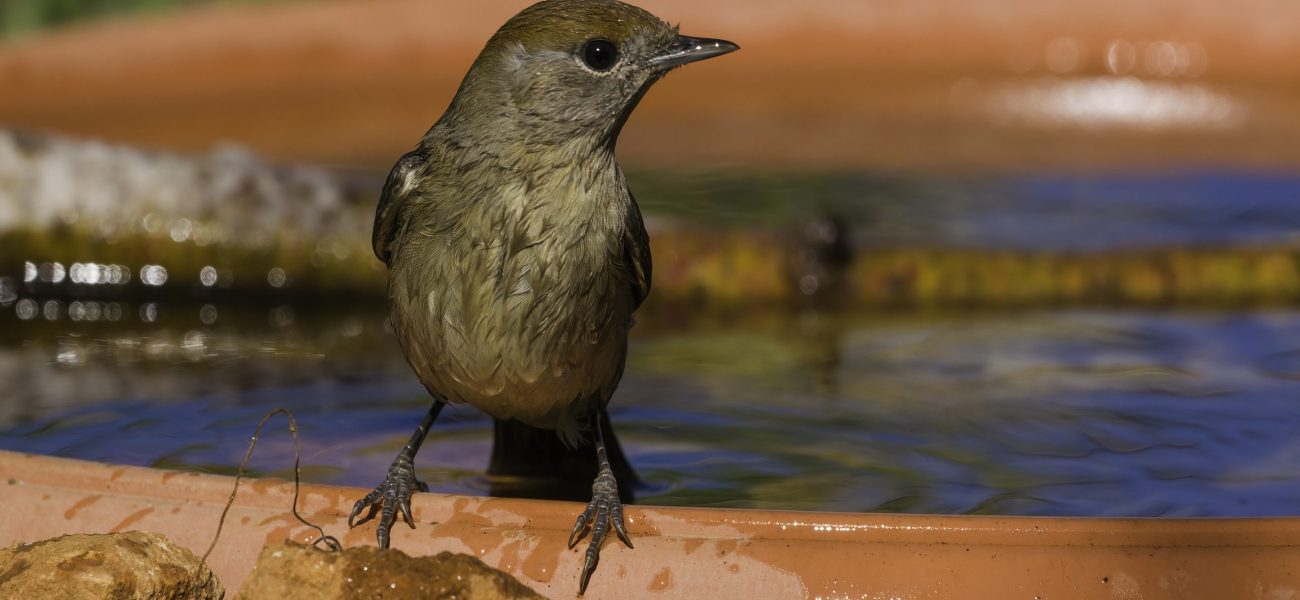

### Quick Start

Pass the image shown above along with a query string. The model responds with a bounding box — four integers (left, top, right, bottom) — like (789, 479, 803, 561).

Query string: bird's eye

(581, 39, 619, 71)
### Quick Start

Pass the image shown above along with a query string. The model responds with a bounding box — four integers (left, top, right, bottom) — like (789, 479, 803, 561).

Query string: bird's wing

(372, 151, 423, 264)
(624, 192, 653, 311)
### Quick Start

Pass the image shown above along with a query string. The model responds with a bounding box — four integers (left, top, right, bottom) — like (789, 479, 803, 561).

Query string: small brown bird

(350, 0, 737, 592)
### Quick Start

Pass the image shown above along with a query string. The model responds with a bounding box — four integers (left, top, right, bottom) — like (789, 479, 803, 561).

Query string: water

(634, 169, 1300, 250)
(3, 163, 1300, 516)
(4, 303, 1300, 517)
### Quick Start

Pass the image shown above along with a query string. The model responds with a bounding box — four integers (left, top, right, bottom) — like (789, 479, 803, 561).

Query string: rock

(0, 129, 365, 241)
(236, 540, 546, 600)
(0, 530, 223, 599)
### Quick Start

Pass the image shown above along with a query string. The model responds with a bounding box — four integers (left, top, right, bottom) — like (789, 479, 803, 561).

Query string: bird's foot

(567, 464, 632, 595)
(348, 453, 428, 548)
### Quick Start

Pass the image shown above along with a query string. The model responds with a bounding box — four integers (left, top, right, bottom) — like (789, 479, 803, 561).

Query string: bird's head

(444, 0, 738, 151)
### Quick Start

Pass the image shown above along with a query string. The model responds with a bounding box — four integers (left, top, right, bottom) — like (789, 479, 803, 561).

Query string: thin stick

(201, 408, 341, 568)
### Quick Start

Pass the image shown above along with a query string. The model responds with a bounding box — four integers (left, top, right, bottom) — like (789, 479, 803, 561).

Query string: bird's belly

(392, 252, 631, 435)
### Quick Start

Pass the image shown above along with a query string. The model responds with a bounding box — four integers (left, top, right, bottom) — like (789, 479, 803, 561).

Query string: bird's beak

(649, 36, 739, 69)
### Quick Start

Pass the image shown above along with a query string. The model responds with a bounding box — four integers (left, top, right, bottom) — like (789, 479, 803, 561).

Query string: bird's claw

(348, 453, 428, 549)
(568, 467, 631, 595)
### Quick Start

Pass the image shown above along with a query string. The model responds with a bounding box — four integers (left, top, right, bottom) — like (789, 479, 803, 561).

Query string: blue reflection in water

(3, 308, 1300, 517)
(992, 171, 1300, 250)
(635, 169, 1300, 251)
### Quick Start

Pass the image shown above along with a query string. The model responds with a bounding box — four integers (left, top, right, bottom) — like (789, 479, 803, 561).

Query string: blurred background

(2, 0, 1300, 517)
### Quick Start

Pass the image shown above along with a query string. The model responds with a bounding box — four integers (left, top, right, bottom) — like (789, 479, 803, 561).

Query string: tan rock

(0, 530, 223, 599)
(236, 540, 545, 600)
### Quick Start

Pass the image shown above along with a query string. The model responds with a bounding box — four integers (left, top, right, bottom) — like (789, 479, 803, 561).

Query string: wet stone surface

(235, 540, 545, 600)
(0, 531, 223, 599)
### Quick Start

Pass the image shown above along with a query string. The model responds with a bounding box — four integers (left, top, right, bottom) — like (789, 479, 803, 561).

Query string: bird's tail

(487, 412, 639, 503)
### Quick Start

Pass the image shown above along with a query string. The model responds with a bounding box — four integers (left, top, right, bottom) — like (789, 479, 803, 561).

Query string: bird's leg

(567, 408, 633, 595)
(349, 400, 445, 548)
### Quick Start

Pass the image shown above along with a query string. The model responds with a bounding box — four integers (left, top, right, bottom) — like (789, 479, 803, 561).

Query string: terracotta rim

(3, 449, 1300, 598)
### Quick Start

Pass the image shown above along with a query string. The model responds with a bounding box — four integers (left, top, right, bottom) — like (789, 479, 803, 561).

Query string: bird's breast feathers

(389, 173, 635, 431)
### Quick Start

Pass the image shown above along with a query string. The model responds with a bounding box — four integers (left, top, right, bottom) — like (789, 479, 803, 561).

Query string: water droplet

(1045, 37, 1081, 74)
(40, 262, 66, 284)
(169, 218, 193, 243)
(183, 330, 206, 361)
(114, 264, 131, 285)
(74, 263, 104, 285)
(140, 265, 168, 287)
(140, 302, 158, 323)
(799, 274, 820, 295)
(1144, 41, 1179, 78)
(267, 267, 288, 288)
(341, 318, 363, 337)
(268, 306, 295, 328)
(15, 298, 37, 320)
(141, 213, 161, 234)
(0, 277, 16, 305)
(1105, 40, 1136, 75)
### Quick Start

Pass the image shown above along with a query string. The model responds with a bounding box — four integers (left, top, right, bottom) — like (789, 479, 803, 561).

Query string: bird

(349, 0, 737, 593)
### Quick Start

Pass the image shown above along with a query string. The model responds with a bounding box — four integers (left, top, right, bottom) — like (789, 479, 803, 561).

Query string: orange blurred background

(2, 0, 1299, 172)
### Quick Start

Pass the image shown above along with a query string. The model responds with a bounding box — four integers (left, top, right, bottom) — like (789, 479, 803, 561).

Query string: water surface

(4, 304, 1300, 517)
(4, 166, 1300, 516)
